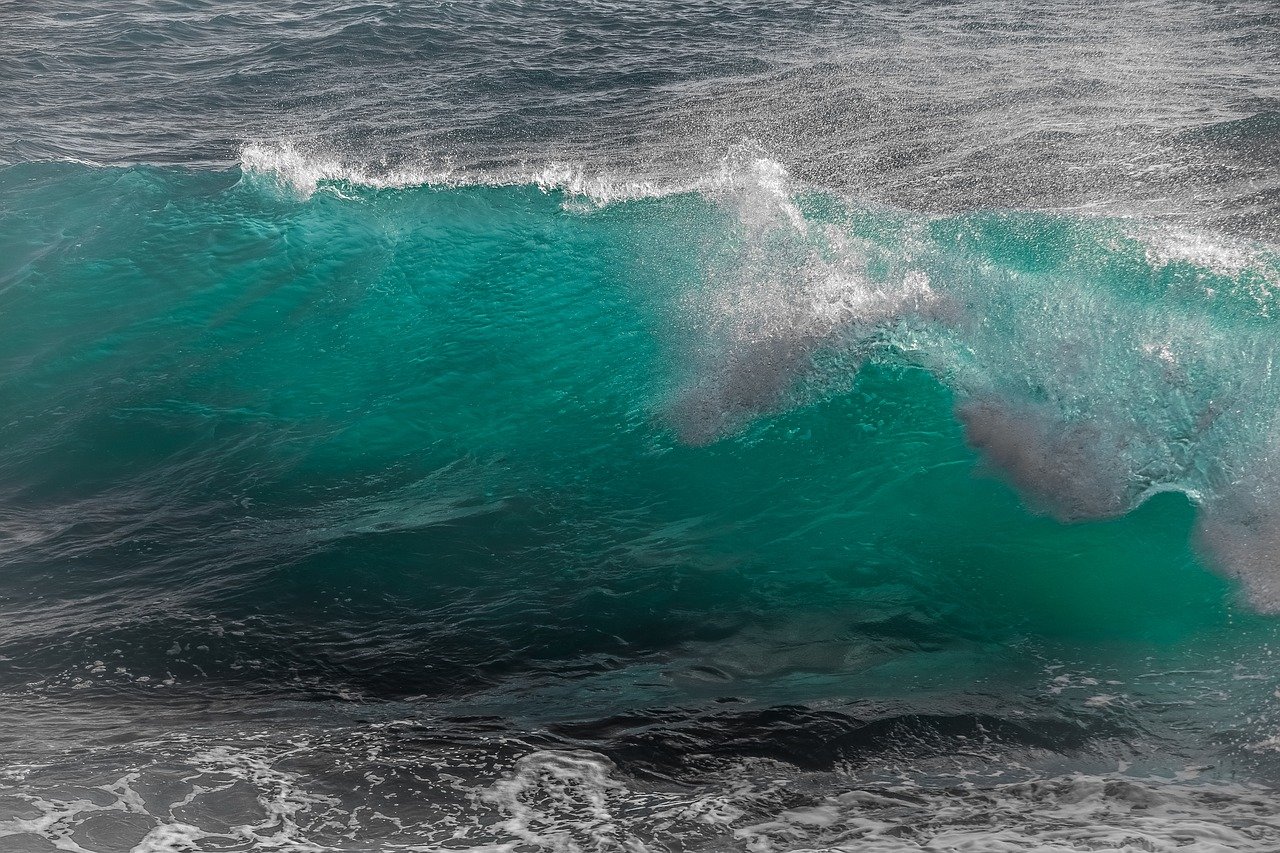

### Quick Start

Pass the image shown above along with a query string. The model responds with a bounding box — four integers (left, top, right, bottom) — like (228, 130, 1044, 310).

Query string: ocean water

(4, 1, 1280, 850)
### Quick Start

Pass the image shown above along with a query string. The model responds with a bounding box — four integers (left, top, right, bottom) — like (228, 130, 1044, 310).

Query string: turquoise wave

(2, 155, 1280, 686)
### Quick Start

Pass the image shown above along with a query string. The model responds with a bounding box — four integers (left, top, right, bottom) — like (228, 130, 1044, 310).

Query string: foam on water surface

(4, 735, 1280, 853)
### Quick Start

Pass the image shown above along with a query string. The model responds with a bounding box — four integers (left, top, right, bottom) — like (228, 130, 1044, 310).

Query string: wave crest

(239, 140, 711, 204)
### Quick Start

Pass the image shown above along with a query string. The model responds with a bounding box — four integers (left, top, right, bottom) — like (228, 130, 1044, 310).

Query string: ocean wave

(8, 2, 1280, 847)
(6, 152, 1280, 613)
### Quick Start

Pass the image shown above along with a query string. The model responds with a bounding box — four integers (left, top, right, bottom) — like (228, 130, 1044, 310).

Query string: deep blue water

(3, 2, 1280, 850)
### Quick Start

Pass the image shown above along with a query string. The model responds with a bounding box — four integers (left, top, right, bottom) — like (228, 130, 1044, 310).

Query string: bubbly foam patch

(4, 738, 1278, 852)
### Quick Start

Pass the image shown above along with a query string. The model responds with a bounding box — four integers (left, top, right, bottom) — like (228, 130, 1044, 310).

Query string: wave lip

(236, 139, 819, 206)
(237, 140, 683, 203)
(238, 141, 463, 195)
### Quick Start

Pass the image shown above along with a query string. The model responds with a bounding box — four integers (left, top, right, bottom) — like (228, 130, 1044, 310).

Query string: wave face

(5, 0, 1280, 850)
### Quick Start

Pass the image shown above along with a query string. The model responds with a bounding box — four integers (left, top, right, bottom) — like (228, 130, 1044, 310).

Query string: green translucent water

(3, 160, 1273, 656)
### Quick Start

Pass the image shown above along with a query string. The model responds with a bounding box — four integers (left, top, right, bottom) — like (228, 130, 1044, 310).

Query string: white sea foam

(237, 140, 804, 206)
(474, 752, 1280, 853)
(1127, 225, 1280, 316)
(238, 140, 464, 196)
(2, 731, 1278, 853)
(668, 150, 940, 443)
(1134, 225, 1274, 280)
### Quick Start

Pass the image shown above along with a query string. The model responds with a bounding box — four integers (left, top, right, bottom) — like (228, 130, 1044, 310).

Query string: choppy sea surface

(4, 1, 1280, 850)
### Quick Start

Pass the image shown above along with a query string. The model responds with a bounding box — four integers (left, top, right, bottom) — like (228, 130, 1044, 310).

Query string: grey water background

(7, 0, 1279, 224)
(4, 1, 1280, 850)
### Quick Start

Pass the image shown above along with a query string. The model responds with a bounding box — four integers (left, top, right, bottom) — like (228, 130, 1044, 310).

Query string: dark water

(4, 2, 1280, 850)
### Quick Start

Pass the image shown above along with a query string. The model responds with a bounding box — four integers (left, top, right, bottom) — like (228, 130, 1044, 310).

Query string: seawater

(3, 1, 1280, 851)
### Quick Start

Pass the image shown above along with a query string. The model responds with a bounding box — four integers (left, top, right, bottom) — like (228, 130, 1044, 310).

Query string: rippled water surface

(4, 1, 1280, 850)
